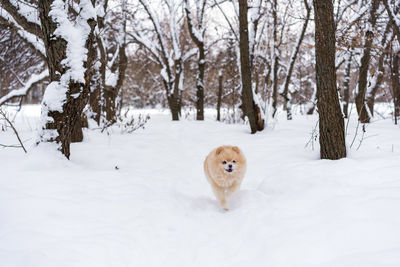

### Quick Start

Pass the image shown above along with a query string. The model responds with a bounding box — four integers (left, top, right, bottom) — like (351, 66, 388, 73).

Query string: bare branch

(0, 109, 27, 153)
(0, 69, 49, 106)
(0, 0, 43, 39)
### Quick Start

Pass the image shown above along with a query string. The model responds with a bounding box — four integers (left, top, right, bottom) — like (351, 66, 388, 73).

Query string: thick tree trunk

(217, 72, 223, 121)
(71, 114, 88, 143)
(314, 0, 346, 160)
(355, 0, 379, 123)
(238, 0, 263, 133)
(38, 0, 97, 159)
(162, 77, 181, 121)
(168, 96, 180, 121)
(104, 87, 117, 123)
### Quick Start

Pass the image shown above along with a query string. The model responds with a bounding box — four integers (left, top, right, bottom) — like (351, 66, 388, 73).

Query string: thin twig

(0, 109, 27, 153)
(356, 124, 366, 151)
(305, 119, 319, 150)
(0, 143, 23, 149)
(350, 119, 360, 148)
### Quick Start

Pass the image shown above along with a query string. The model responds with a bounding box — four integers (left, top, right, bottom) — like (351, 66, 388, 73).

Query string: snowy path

(1, 106, 400, 267)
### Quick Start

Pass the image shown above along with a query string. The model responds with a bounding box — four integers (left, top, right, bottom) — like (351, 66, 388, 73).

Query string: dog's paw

(220, 199, 229, 210)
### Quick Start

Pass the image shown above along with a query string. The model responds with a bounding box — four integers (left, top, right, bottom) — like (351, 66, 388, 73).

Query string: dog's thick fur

(204, 145, 246, 209)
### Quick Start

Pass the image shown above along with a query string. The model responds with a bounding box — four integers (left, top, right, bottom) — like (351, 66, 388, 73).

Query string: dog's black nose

(228, 164, 232, 168)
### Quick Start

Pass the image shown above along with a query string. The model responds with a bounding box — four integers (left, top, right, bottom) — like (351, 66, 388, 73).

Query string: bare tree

(1, 0, 98, 158)
(280, 0, 312, 120)
(239, 0, 264, 133)
(271, 0, 280, 118)
(184, 0, 206, 120)
(217, 70, 223, 121)
(91, 0, 128, 125)
(355, 0, 380, 123)
(365, 26, 394, 116)
(0, 1, 49, 106)
(342, 42, 354, 119)
(131, 0, 196, 120)
(383, 0, 400, 122)
(37, 0, 97, 158)
(314, 0, 346, 159)
(390, 45, 400, 123)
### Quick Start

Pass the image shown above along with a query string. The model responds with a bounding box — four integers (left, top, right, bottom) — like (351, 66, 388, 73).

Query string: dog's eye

(232, 160, 236, 163)
(222, 161, 227, 164)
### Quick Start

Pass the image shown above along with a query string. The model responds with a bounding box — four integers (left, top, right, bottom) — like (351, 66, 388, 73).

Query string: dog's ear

(216, 146, 224, 155)
(232, 146, 240, 154)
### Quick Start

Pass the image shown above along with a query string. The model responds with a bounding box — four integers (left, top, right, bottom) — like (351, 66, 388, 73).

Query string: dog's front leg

(225, 181, 240, 198)
(216, 187, 228, 210)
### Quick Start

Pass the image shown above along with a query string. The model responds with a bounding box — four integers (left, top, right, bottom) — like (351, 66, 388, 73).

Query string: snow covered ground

(1, 105, 400, 267)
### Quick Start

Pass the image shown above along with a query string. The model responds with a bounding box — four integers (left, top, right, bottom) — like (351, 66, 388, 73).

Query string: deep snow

(1, 105, 400, 267)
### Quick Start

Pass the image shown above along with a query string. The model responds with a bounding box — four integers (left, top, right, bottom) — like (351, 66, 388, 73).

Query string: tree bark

(89, 0, 126, 125)
(184, 0, 206, 121)
(365, 28, 392, 117)
(196, 45, 205, 121)
(343, 47, 353, 118)
(355, 0, 380, 123)
(271, 0, 279, 118)
(391, 51, 400, 124)
(238, 0, 263, 133)
(383, 0, 400, 42)
(38, 0, 97, 158)
(314, 0, 346, 160)
(168, 96, 181, 121)
(104, 42, 128, 123)
(217, 72, 223, 121)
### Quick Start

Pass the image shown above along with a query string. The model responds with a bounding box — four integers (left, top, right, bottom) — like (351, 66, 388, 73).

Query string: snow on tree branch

(0, 0, 43, 39)
(0, 69, 49, 106)
(0, 14, 46, 58)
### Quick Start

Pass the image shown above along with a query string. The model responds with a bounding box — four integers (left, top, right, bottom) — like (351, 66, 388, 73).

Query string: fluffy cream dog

(204, 145, 247, 210)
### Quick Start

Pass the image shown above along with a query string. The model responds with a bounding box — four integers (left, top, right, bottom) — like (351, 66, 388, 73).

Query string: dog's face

(215, 146, 245, 175)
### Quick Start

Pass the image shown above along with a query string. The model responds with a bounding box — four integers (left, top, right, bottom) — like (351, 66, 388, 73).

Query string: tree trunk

(38, 0, 97, 159)
(238, 0, 263, 133)
(196, 43, 205, 120)
(271, 0, 279, 118)
(184, 1, 206, 121)
(71, 114, 88, 143)
(217, 72, 223, 121)
(168, 96, 180, 121)
(314, 0, 346, 160)
(89, 2, 127, 126)
(355, 0, 379, 123)
(167, 59, 183, 121)
(365, 30, 392, 117)
(89, 35, 107, 125)
(391, 51, 400, 124)
(282, 0, 311, 120)
(104, 42, 128, 123)
(104, 87, 117, 123)
(343, 48, 353, 118)
(89, 85, 102, 124)
(89, 47, 102, 125)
